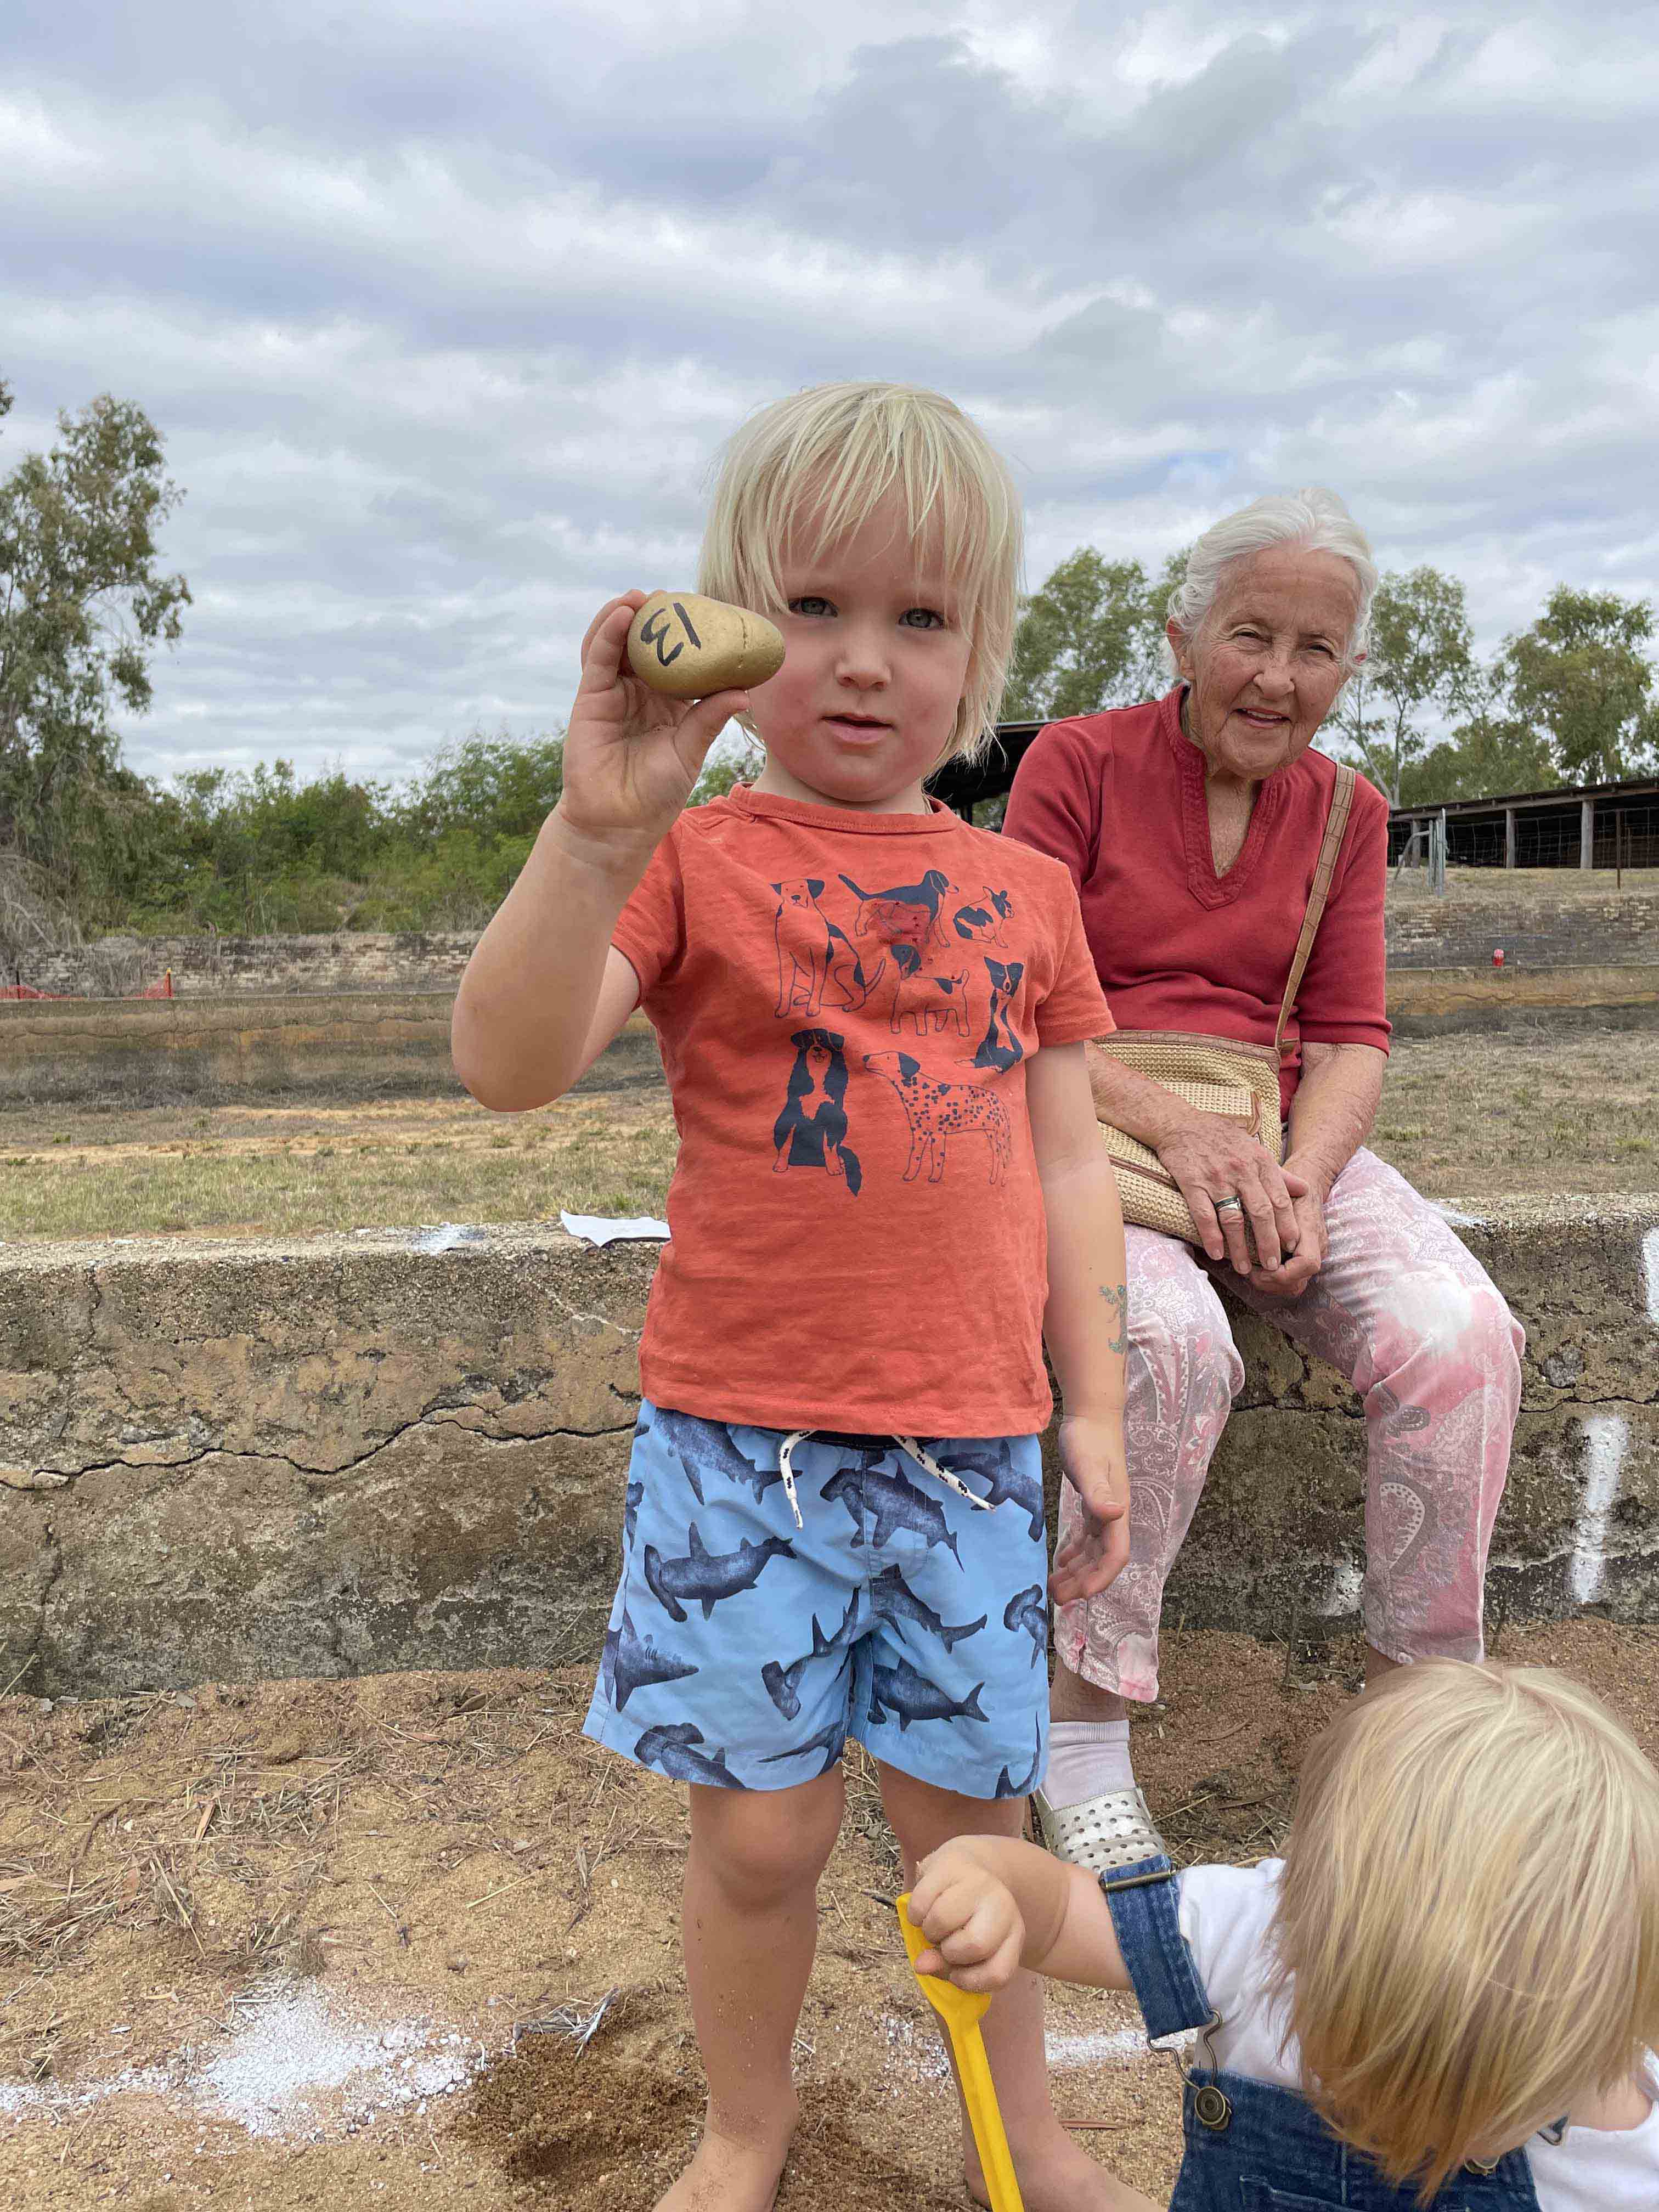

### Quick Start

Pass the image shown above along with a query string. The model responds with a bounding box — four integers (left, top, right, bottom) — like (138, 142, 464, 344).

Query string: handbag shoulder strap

(1273, 761, 1357, 1057)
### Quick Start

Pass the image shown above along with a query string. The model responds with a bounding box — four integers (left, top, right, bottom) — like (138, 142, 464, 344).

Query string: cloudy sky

(4, 2, 1656, 785)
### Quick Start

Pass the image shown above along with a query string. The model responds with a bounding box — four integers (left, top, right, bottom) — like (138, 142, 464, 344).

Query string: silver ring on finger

(1213, 1194, 1244, 1216)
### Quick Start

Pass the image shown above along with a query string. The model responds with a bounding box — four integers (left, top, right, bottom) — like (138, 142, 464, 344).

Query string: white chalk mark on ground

(0, 1982, 489, 2143)
(879, 2010, 1147, 2089)
(1045, 2025, 1148, 2069)
(1570, 1413, 1628, 1606)
(1430, 1201, 1485, 1228)
(413, 1222, 489, 1254)
(1642, 1228, 1659, 1329)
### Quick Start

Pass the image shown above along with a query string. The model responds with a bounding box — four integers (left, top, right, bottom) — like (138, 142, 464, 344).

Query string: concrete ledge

(2, 1198, 1656, 1694)
(1386, 963, 1659, 1028)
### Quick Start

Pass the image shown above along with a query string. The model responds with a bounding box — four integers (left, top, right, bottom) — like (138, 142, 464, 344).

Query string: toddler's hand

(1052, 1412, 1130, 1604)
(907, 1841, 1025, 1994)
(552, 594, 752, 867)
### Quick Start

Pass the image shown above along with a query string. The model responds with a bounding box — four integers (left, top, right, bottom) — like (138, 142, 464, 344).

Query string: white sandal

(1032, 1784, 1167, 1873)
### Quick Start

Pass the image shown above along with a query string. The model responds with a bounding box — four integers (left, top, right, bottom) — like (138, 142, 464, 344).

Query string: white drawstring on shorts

(774, 1429, 994, 1531)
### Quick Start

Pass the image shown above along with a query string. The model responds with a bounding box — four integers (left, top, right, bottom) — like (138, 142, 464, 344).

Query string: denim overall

(1102, 1854, 1544, 2210)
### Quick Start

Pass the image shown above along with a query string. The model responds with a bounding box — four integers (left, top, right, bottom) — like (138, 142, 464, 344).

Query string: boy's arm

(1026, 1041, 1130, 1603)
(451, 592, 747, 1112)
(907, 1833, 1131, 1994)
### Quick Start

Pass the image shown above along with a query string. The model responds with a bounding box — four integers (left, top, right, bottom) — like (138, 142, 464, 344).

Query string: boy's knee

(693, 1776, 843, 1905)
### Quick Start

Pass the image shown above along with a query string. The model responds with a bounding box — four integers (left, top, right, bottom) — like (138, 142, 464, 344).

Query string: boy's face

(747, 495, 972, 814)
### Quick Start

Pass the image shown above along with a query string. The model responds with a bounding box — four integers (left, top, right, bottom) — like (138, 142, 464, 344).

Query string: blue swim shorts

(583, 1401, 1050, 1800)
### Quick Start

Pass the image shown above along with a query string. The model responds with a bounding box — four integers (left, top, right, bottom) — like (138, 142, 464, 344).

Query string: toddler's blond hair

(698, 380, 1022, 766)
(1271, 1660, 1659, 2200)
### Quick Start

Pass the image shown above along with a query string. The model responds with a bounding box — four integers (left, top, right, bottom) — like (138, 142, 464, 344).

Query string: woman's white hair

(1164, 487, 1377, 676)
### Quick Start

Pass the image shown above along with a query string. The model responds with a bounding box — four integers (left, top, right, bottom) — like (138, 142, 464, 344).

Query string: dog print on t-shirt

(768, 870, 1022, 1193)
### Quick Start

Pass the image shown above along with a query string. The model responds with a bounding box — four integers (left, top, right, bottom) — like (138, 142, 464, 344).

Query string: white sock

(1042, 1719, 1134, 1807)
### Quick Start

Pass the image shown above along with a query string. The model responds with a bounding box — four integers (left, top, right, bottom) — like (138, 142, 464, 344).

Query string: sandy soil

(4, 1619, 1654, 2210)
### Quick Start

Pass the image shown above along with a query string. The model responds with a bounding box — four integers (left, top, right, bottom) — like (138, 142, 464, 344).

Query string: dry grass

(2, 1025, 1656, 1244)
(1389, 865, 1659, 905)
(1371, 1026, 1659, 1198)
(0, 1091, 679, 1243)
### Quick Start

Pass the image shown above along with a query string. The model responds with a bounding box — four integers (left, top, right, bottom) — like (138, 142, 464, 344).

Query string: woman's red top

(1002, 685, 1391, 1116)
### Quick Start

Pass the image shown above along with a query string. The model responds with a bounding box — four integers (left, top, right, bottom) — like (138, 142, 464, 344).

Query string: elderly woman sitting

(1004, 488, 1525, 1868)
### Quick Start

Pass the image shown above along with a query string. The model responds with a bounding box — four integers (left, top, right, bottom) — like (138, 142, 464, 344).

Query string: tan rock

(625, 592, 784, 698)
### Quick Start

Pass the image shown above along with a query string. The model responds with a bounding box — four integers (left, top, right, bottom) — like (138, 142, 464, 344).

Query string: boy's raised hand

(555, 593, 752, 865)
(1051, 1413, 1130, 1605)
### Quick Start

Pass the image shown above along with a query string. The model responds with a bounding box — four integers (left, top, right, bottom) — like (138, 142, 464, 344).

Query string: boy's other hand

(1051, 1412, 1130, 1604)
(554, 593, 752, 868)
(907, 1841, 1025, 1994)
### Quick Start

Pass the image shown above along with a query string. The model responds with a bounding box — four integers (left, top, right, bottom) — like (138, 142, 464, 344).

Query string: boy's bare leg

(878, 1764, 1159, 2212)
(658, 1769, 844, 2212)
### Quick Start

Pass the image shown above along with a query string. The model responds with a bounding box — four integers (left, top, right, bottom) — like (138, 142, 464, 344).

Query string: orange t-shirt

(611, 786, 1113, 1436)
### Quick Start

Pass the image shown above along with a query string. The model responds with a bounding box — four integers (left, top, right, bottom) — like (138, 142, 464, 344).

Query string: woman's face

(1171, 546, 1361, 786)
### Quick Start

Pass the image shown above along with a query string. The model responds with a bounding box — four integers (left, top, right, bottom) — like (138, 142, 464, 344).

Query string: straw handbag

(1097, 764, 1356, 1245)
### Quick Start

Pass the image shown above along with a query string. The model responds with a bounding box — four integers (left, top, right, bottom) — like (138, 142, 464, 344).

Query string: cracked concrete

(3, 1203, 1657, 1694)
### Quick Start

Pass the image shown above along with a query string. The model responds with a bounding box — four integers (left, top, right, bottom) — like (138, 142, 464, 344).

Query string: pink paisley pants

(1056, 1146, 1525, 1701)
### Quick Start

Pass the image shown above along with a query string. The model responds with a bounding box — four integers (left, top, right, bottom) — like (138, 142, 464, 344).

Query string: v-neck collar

(1160, 685, 1286, 910)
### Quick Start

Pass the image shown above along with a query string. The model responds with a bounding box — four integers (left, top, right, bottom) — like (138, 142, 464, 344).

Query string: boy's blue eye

(901, 608, 945, 630)
(789, 596, 834, 618)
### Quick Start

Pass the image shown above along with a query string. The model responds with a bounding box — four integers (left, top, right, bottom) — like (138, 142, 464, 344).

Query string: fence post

(1581, 795, 1595, 871)
(1504, 806, 1517, 869)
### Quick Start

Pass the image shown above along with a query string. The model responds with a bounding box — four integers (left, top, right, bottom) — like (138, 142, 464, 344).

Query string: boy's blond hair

(698, 380, 1022, 766)
(1271, 1660, 1659, 2202)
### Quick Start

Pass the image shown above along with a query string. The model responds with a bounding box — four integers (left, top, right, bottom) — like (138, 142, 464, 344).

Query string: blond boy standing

(453, 382, 1148, 2211)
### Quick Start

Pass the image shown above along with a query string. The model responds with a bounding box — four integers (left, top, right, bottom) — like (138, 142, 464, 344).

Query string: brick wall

(1384, 900, 1659, 970)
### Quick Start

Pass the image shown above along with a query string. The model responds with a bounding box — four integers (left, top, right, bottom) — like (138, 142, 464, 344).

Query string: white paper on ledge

(559, 1210, 670, 1249)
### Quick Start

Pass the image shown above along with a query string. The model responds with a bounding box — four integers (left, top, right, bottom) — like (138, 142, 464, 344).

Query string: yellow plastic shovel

(895, 1891, 1026, 2212)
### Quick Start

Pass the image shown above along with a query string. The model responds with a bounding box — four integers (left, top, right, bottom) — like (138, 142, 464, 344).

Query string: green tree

(1499, 586, 1657, 783)
(1332, 566, 1476, 802)
(0, 381, 190, 888)
(1001, 548, 1183, 723)
(397, 727, 565, 842)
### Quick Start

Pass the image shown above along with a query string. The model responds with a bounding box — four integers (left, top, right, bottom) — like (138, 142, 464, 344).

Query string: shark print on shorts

(584, 1408, 1051, 1801)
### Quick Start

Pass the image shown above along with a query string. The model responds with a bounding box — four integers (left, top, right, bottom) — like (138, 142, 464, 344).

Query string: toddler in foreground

(453, 382, 1147, 2211)
(910, 1659, 1659, 2208)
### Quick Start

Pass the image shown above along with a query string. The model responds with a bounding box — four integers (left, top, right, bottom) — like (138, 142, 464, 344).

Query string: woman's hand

(1155, 1110, 1309, 1277)
(1243, 1159, 1329, 1299)
(1051, 1412, 1130, 1604)
(907, 1841, 1026, 1994)
(552, 594, 752, 872)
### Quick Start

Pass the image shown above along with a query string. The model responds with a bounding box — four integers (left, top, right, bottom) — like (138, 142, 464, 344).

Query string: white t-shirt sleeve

(1177, 1861, 1659, 2210)
(1177, 1859, 1300, 2090)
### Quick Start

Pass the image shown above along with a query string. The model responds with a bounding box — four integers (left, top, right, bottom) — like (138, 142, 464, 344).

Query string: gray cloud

(1, 1, 1655, 782)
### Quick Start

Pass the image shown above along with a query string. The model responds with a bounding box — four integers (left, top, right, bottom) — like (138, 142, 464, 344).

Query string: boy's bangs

(699, 381, 1022, 764)
(779, 411, 997, 603)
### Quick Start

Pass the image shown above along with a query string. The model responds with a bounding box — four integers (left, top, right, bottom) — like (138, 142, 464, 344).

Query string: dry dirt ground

(3, 1621, 1654, 2211)
(4, 1026, 1659, 1245)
